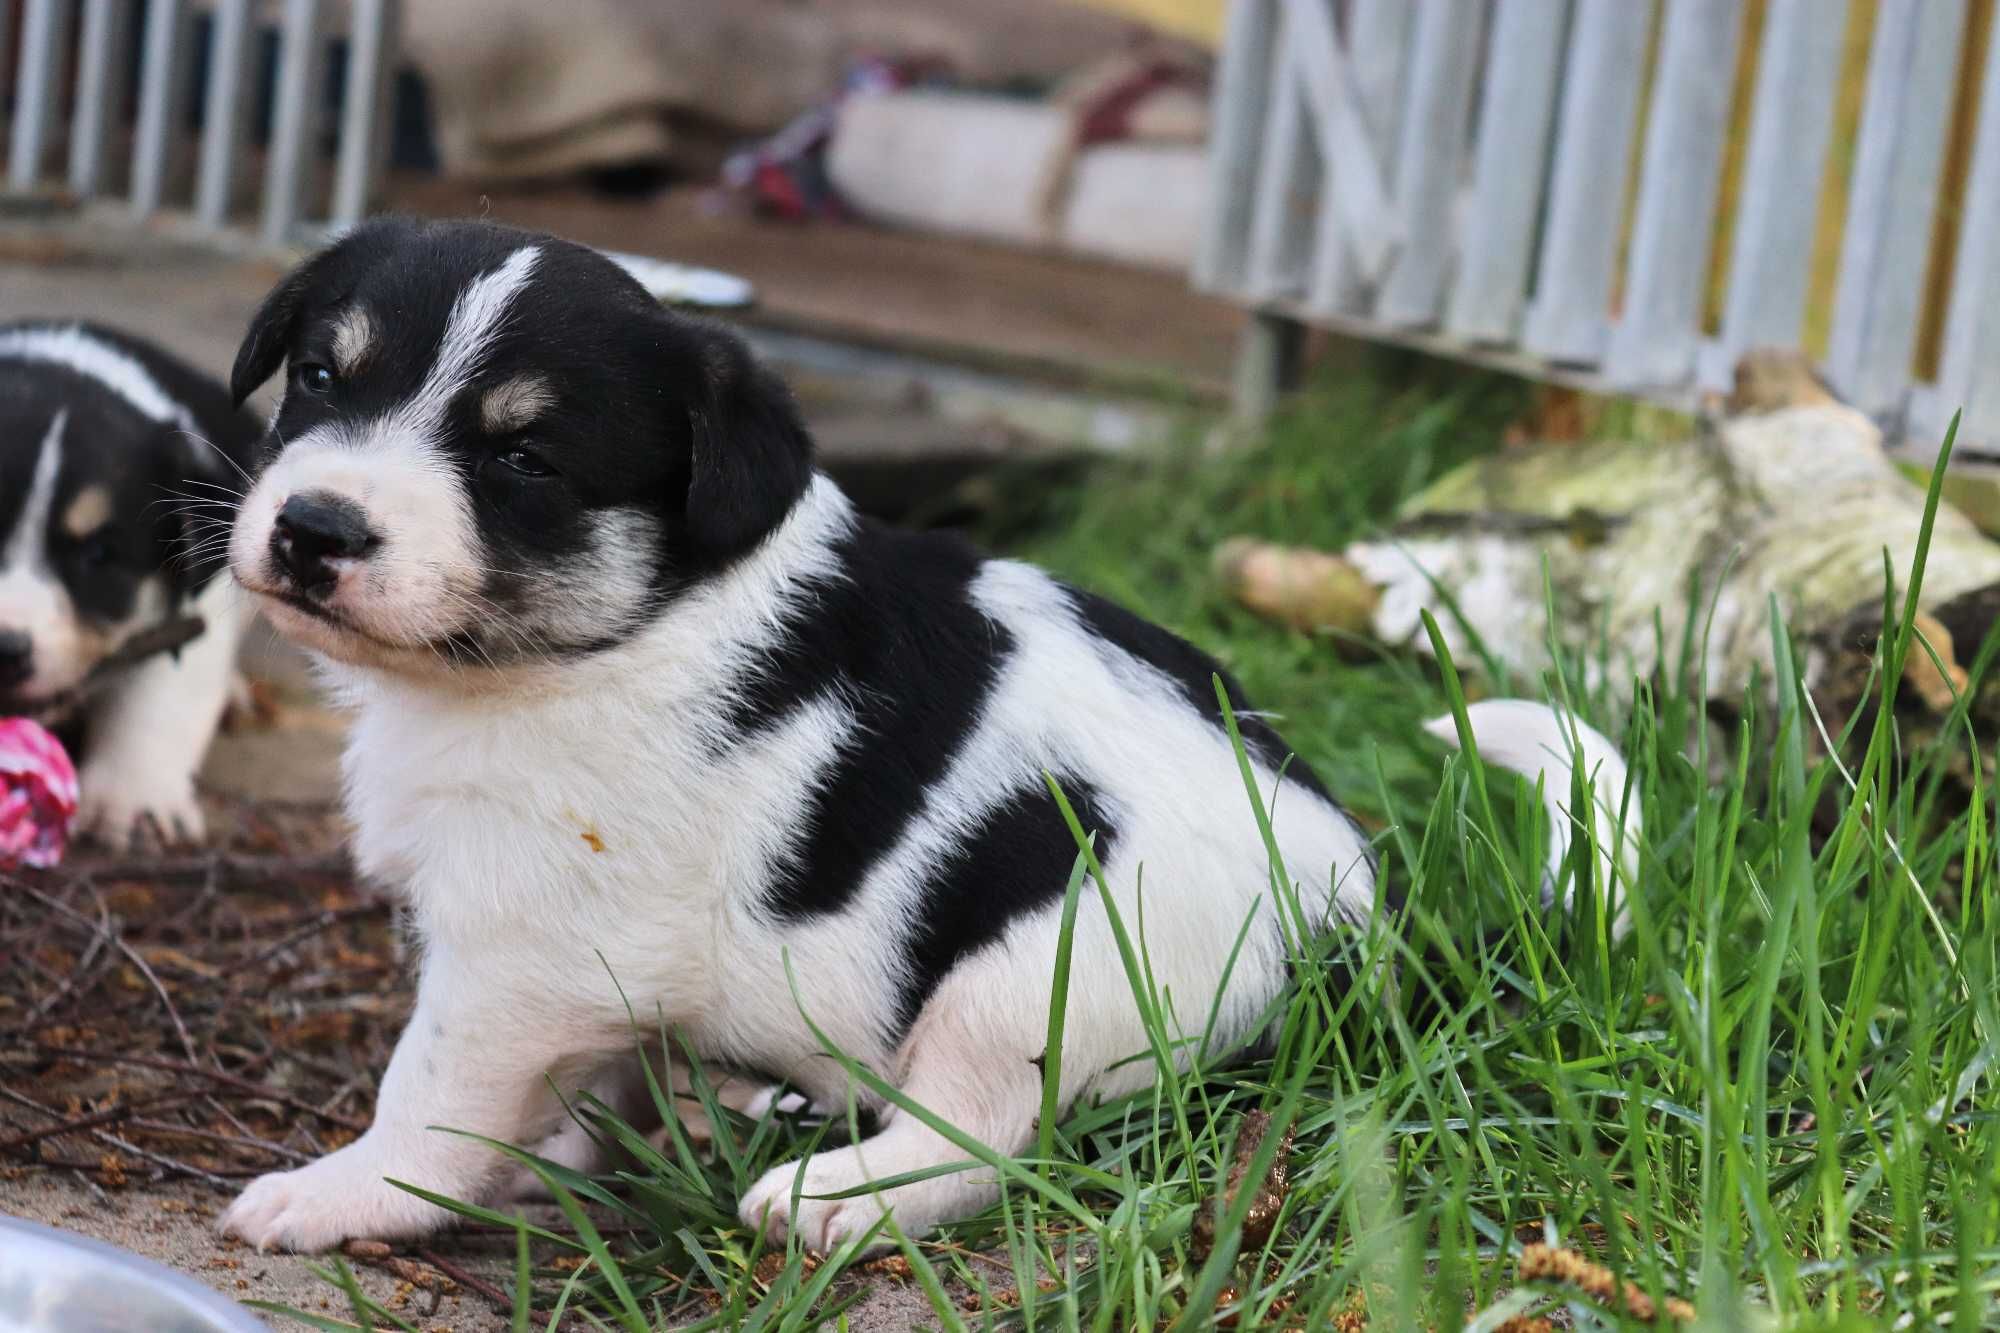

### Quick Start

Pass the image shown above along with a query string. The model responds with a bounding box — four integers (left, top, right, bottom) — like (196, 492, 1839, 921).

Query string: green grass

(288, 368, 2000, 1331)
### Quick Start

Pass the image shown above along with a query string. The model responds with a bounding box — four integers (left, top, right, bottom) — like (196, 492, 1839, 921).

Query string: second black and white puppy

(217, 219, 1636, 1253)
(0, 322, 261, 844)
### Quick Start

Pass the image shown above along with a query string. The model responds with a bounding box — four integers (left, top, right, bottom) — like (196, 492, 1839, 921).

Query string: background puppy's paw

(219, 1149, 449, 1252)
(76, 766, 205, 849)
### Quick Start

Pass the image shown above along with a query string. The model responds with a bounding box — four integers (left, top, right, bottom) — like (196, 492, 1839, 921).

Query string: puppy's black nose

(0, 629, 30, 689)
(271, 491, 376, 597)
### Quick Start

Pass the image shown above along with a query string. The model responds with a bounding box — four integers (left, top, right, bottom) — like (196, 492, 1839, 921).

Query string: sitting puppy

(217, 218, 1633, 1253)
(0, 322, 259, 844)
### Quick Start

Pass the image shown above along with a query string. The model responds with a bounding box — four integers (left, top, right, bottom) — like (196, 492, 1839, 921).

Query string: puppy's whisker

(174, 477, 251, 498)
(175, 427, 255, 485)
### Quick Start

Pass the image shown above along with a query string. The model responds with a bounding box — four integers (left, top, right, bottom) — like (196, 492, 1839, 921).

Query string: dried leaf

(1192, 1108, 1294, 1261)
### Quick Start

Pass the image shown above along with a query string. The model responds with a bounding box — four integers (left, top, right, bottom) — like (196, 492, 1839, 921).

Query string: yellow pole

(1072, 0, 1226, 46)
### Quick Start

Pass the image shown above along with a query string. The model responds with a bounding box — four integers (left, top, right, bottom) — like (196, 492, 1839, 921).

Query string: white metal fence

(2, 0, 397, 244)
(1198, 0, 2000, 453)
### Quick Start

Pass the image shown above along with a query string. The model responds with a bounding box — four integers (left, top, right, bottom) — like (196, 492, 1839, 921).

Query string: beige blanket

(397, 0, 1153, 182)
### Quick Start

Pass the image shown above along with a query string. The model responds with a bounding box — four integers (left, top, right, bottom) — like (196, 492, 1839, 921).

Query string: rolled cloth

(398, 0, 1153, 181)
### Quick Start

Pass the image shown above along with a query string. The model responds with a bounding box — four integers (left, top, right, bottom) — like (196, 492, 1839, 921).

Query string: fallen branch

(0, 1092, 198, 1154)
(417, 1248, 516, 1321)
(20, 1044, 369, 1133)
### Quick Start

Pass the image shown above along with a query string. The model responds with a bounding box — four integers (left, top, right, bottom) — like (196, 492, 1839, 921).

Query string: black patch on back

(894, 776, 1117, 1036)
(1068, 586, 1378, 898)
(1067, 588, 1332, 798)
(740, 521, 1013, 920)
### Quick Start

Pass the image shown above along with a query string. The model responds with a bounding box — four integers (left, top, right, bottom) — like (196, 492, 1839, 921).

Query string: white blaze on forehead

(0, 412, 95, 695)
(0, 325, 196, 433)
(3, 410, 67, 575)
(397, 245, 543, 437)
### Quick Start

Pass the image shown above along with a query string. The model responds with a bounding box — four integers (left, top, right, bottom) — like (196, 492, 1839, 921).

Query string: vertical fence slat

(1932, 7, 2000, 441)
(129, 0, 189, 214)
(1196, 0, 1281, 292)
(1827, 0, 1967, 417)
(262, 0, 325, 245)
(1310, 0, 1412, 311)
(331, 0, 396, 226)
(1606, 0, 1746, 387)
(8, 0, 68, 192)
(194, 0, 256, 227)
(1290, 0, 1398, 304)
(1714, 0, 1846, 377)
(1349, 0, 1416, 152)
(1372, 0, 1484, 327)
(1245, 27, 1317, 300)
(1520, 0, 1652, 364)
(1446, 0, 1570, 342)
(70, 0, 135, 196)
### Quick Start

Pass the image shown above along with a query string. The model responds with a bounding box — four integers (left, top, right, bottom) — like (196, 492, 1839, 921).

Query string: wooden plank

(1373, 0, 1484, 327)
(331, 0, 397, 225)
(1196, 0, 1281, 293)
(1714, 0, 1846, 378)
(1930, 3, 2000, 442)
(129, 0, 189, 214)
(1446, 0, 1570, 342)
(1310, 0, 1413, 310)
(1520, 0, 1652, 365)
(194, 0, 256, 227)
(7, 0, 68, 192)
(261, 0, 325, 245)
(1245, 30, 1318, 300)
(1826, 0, 1967, 417)
(70, 0, 136, 196)
(1289, 0, 1397, 283)
(1606, 0, 1746, 388)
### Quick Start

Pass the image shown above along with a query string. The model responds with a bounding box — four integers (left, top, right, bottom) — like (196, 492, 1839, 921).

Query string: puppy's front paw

(739, 1146, 946, 1256)
(220, 1147, 450, 1252)
(76, 765, 205, 849)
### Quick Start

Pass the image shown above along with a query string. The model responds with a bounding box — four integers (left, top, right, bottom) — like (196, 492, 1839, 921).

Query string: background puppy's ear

(231, 250, 329, 407)
(683, 327, 815, 561)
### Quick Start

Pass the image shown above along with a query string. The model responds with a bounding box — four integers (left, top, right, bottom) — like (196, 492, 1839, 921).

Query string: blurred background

(2, 0, 1996, 474)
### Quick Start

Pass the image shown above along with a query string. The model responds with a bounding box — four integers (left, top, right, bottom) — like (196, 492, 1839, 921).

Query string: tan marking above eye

(331, 306, 376, 376)
(61, 486, 112, 538)
(480, 374, 556, 434)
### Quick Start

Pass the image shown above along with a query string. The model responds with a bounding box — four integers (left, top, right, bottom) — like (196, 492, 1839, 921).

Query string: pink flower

(0, 718, 78, 869)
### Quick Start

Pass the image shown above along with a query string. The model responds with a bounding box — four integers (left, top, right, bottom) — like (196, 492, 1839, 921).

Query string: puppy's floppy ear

(682, 325, 815, 561)
(231, 248, 331, 407)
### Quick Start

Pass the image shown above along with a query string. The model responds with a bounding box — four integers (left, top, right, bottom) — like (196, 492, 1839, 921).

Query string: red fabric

(0, 717, 78, 868)
(1074, 60, 1205, 147)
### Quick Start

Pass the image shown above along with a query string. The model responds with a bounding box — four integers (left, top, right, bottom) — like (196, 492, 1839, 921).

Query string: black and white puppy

(217, 219, 1633, 1253)
(0, 322, 260, 844)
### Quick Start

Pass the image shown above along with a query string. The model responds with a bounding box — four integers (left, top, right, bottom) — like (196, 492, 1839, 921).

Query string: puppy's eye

(496, 449, 556, 478)
(293, 363, 335, 396)
(76, 534, 118, 569)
